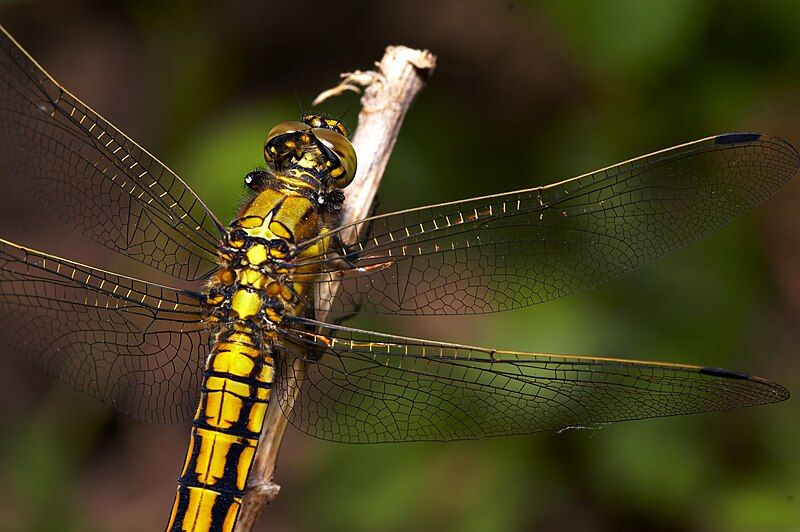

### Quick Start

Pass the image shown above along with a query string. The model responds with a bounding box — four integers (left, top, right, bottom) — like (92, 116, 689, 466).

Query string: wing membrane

(298, 133, 798, 316)
(0, 238, 208, 422)
(0, 25, 221, 282)
(276, 318, 788, 443)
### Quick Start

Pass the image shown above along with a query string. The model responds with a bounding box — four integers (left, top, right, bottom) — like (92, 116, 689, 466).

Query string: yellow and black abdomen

(167, 324, 273, 532)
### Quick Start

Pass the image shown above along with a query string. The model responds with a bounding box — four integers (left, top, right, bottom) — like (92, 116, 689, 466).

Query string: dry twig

(234, 45, 436, 531)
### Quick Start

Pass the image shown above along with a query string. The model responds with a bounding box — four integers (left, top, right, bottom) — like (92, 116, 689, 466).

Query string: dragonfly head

(263, 115, 357, 189)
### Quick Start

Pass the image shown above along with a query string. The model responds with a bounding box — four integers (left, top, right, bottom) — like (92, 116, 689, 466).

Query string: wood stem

(233, 45, 436, 532)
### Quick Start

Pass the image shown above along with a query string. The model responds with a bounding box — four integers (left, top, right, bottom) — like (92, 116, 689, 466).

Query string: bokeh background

(0, 1, 799, 530)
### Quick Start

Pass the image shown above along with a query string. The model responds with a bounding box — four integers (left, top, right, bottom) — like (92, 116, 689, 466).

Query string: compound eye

(265, 121, 308, 144)
(312, 127, 357, 188)
(264, 121, 309, 164)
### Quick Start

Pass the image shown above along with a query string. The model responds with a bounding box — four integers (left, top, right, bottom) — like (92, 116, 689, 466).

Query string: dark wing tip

(714, 132, 762, 145)
(714, 131, 800, 170)
(700, 366, 790, 404)
(714, 132, 800, 194)
(699, 366, 750, 380)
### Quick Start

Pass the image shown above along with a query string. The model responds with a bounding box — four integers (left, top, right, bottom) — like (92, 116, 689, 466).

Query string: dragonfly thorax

(203, 230, 299, 326)
(202, 115, 357, 333)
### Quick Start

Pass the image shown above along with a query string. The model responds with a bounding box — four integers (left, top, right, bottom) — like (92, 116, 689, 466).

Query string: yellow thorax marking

(268, 219, 292, 240)
(274, 173, 316, 190)
(245, 244, 267, 265)
(239, 268, 267, 290)
(265, 306, 282, 324)
(231, 290, 261, 320)
(236, 216, 264, 230)
(243, 212, 277, 240)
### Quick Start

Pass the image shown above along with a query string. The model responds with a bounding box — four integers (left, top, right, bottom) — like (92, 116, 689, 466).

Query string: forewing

(0, 25, 221, 282)
(0, 238, 208, 422)
(299, 133, 799, 316)
(276, 318, 788, 443)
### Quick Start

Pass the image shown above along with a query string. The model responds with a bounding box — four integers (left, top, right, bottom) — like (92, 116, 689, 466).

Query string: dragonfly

(0, 24, 796, 532)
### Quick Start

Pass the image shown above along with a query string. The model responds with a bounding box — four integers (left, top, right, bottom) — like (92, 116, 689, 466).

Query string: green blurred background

(0, 0, 799, 530)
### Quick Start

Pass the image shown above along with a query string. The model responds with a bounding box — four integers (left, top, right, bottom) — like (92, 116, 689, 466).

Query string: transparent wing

(0, 25, 222, 282)
(276, 318, 788, 443)
(0, 238, 208, 422)
(295, 133, 799, 316)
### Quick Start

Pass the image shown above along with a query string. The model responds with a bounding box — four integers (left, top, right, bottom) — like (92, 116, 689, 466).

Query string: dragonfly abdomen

(167, 324, 273, 532)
